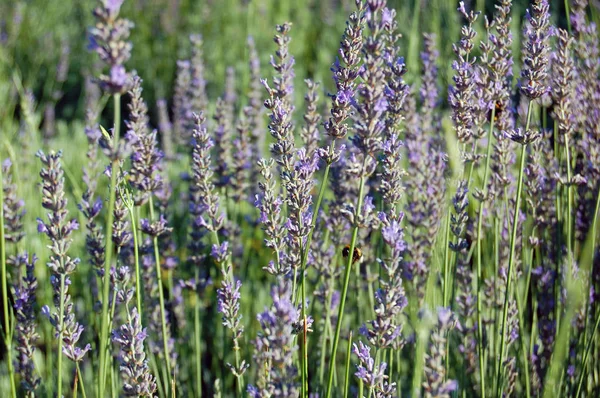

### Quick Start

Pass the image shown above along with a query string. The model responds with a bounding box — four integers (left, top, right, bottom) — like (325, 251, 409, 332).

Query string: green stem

(0, 161, 17, 398)
(575, 191, 600, 397)
(514, 277, 531, 398)
(98, 93, 121, 398)
(57, 274, 66, 398)
(565, 0, 572, 33)
(344, 331, 353, 398)
(495, 100, 533, 397)
(76, 362, 88, 398)
(234, 344, 243, 396)
(299, 144, 335, 396)
(148, 196, 173, 391)
(564, 137, 574, 258)
(442, 210, 452, 307)
(475, 106, 496, 397)
(127, 206, 142, 316)
(325, 156, 368, 398)
(194, 269, 203, 398)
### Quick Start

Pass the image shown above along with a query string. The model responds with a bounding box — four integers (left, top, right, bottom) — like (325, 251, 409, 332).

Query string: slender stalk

(442, 210, 452, 307)
(495, 100, 533, 397)
(76, 362, 88, 398)
(98, 93, 121, 398)
(475, 106, 496, 397)
(126, 205, 142, 315)
(194, 269, 203, 398)
(576, 190, 600, 397)
(344, 331, 353, 398)
(57, 274, 66, 398)
(325, 156, 368, 398)
(514, 277, 531, 398)
(565, 132, 574, 256)
(148, 196, 172, 390)
(576, 308, 600, 398)
(0, 161, 17, 398)
(564, 0, 572, 33)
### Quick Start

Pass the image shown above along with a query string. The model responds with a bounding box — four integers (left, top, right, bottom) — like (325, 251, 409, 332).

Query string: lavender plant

(2, 1, 600, 397)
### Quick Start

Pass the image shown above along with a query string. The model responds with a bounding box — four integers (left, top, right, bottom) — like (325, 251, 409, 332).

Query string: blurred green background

(0, 0, 578, 131)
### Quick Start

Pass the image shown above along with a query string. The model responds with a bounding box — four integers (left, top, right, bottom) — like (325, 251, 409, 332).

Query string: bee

(342, 245, 362, 264)
(488, 100, 505, 123)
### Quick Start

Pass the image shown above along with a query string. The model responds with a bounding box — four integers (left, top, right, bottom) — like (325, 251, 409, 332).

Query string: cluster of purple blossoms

(301, 79, 321, 159)
(112, 307, 157, 397)
(127, 75, 164, 206)
(37, 151, 91, 364)
(256, 158, 287, 276)
(350, 0, 390, 158)
(88, 0, 133, 93)
(191, 112, 225, 234)
(450, 181, 478, 377)
(2, 159, 25, 245)
(519, 0, 551, 100)
(423, 308, 459, 398)
(173, 60, 193, 144)
(262, 23, 296, 175)
(353, 341, 396, 396)
(248, 279, 300, 397)
(320, 0, 365, 165)
(360, 211, 408, 350)
(449, 2, 479, 146)
(12, 254, 40, 396)
(215, 249, 249, 379)
(111, 265, 157, 396)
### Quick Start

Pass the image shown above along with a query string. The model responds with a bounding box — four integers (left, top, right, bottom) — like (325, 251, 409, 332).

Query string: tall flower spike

(255, 158, 287, 276)
(353, 341, 397, 396)
(263, 23, 296, 175)
(191, 113, 225, 233)
(213, 97, 233, 188)
(216, 262, 249, 379)
(520, 0, 551, 99)
(351, 0, 389, 158)
(247, 36, 265, 181)
(2, 159, 25, 245)
(551, 28, 575, 142)
(248, 279, 299, 397)
(420, 33, 440, 137)
(449, 2, 479, 145)
(12, 254, 40, 396)
(112, 307, 158, 397)
(173, 60, 193, 145)
(423, 308, 459, 398)
(301, 79, 321, 159)
(127, 76, 164, 206)
(322, 0, 365, 157)
(37, 150, 91, 364)
(89, 0, 134, 93)
(190, 34, 208, 116)
(361, 211, 408, 350)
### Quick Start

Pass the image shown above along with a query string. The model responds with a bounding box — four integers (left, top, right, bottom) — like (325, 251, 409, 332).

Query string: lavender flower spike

(12, 254, 40, 396)
(520, 0, 551, 99)
(89, 0, 134, 93)
(112, 307, 157, 397)
(37, 150, 90, 395)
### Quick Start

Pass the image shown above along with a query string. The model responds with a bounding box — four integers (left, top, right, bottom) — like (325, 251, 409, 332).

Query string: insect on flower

(342, 245, 362, 264)
(488, 100, 506, 123)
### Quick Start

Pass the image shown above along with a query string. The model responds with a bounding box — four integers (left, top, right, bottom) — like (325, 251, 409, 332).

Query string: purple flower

(112, 308, 157, 397)
(12, 254, 41, 394)
(248, 279, 299, 396)
(127, 76, 164, 205)
(353, 341, 396, 395)
(520, 0, 551, 99)
(89, 0, 133, 93)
